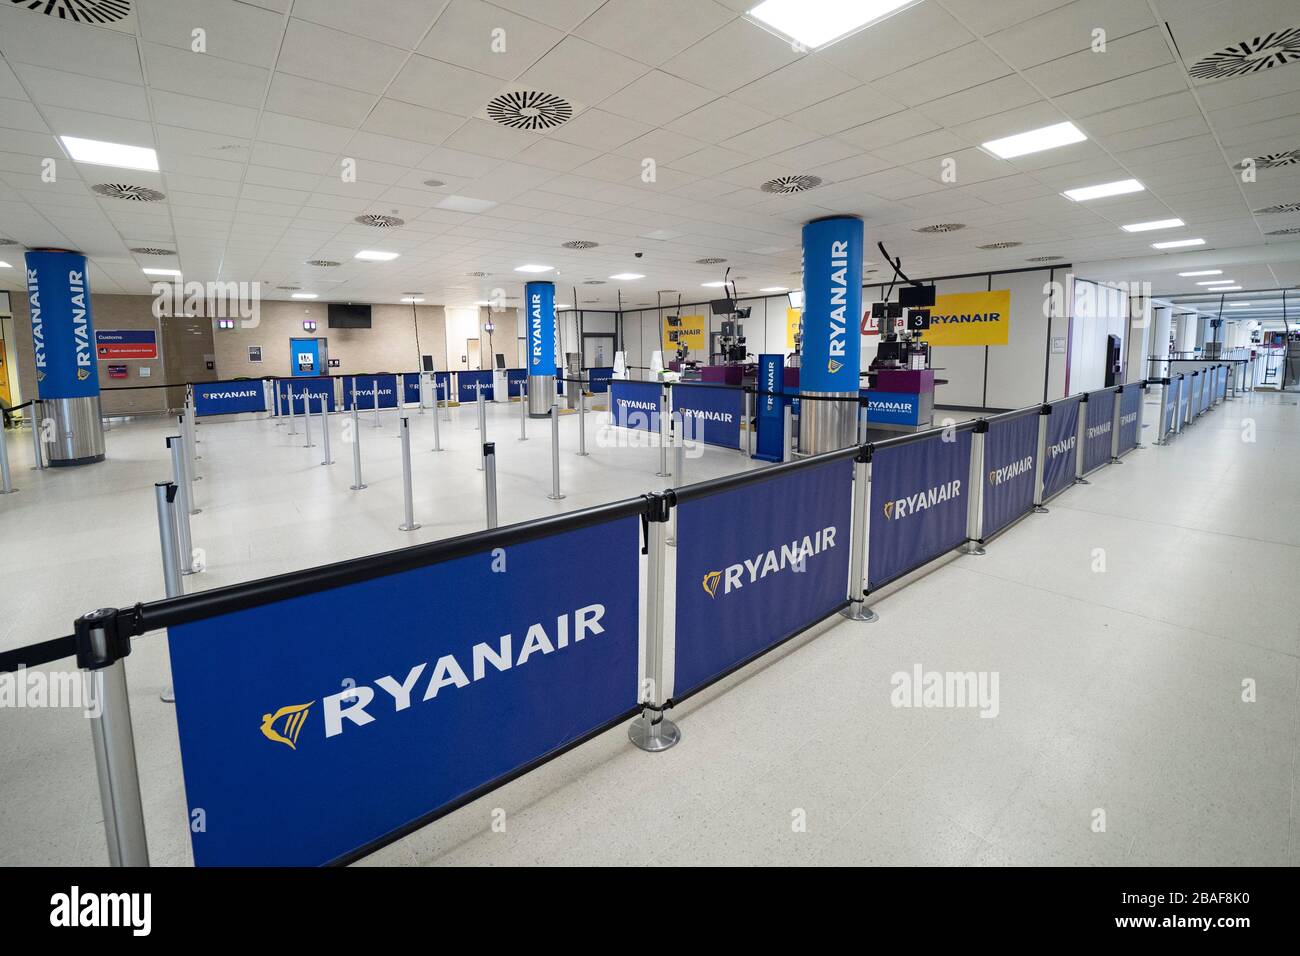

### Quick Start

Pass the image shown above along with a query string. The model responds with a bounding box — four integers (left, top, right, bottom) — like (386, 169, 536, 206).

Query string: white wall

(1069, 279, 1128, 393)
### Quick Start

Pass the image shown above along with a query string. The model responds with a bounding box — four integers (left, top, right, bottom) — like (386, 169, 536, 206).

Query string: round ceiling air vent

(130, 246, 175, 256)
(422, 179, 446, 188)
(582, 298, 601, 304)
(0, 237, 20, 245)
(1255, 202, 1300, 214)
(562, 240, 599, 249)
(276, 285, 301, 291)
(93, 183, 165, 201)
(355, 214, 404, 228)
(760, 175, 823, 194)
(486, 91, 573, 131)
(696, 257, 727, 265)
(10, 0, 132, 23)
(1265, 226, 1300, 235)
(977, 241, 1022, 249)
(915, 223, 966, 233)
(306, 259, 340, 267)
(1189, 28, 1300, 78)
(1238, 150, 1300, 169)
(1027, 255, 1065, 262)
(465, 271, 488, 277)
(582, 279, 606, 285)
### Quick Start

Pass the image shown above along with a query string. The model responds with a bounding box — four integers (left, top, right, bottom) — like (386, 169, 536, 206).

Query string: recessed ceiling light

(1061, 179, 1145, 202)
(401, 297, 424, 303)
(142, 267, 181, 276)
(746, 0, 921, 50)
(1121, 218, 1184, 232)
(1179, 270, 1221, 277)
(436, 195, 497, 214)
(60, 135, 159, 172)
(515, 264, 553, 273)
(1198, 280, 1234, 286)
(759, 286, 788, 292)
(1152, 238, 1205, 249)
(609, 272, 645, 280)
(1227, 302, 1250, 307)
(702, 281, 727, 288)
(474, 300, 493, 306)
(291, 293, 318, 299)
(1212, 286, 1242, 291)
(557, 303, 573, 310)
(355, 250, 400, 261)
(982, 121, 1086, 159)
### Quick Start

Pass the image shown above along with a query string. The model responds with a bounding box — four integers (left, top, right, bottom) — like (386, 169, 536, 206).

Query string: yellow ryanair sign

(786, 308, 802, 350)
(925, 290, 1011, 346)
(664, 314, 706, 353)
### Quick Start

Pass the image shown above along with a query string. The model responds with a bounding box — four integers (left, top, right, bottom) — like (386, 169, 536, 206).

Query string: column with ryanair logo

(25, 249, 105, 465)
(526, 280, 557, 417)
(798, 215, 863, 454)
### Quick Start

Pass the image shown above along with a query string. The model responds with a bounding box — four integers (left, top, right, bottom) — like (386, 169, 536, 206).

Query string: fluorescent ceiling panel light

(1212, 286, 1241, 291)
(514, 264, 553, 273)
(0, 261, 11, 268)
(982, 121, 1086, 159)
(400, 297, 424, 303)
(291, 293, 318, 299)
(1227, 302, 1249, 307)
(1121, 218, 1184, 232)
(1197, 280, 1233, 285)
(60, 135, 158, 171)
(1179, 270, 1221, 277)
(759, 286, 788, 292)
(746, 0, 920, 50)
(142, 267, 181, 276)
(435, 195, 497, 213)
(1152, 238, 1204, 249)
(355, 250, 400, 261)
(701, 281, 726, 288)
(557, 303, 572, 310)
(1061, 179, 1144, 202)
(609, 273, 644, 280)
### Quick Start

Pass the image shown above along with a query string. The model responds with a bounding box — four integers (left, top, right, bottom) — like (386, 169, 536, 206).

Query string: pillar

(526, 280, 556, 417)
(25, 249, 105, 466)
(797, 215, 863, 455)
(1150, 304, 1172, 376)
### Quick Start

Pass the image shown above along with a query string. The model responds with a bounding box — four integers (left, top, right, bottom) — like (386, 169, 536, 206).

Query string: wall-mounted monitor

(710, 298, 736, 316)
(898, 284, 936, 308)
(328, 303, 372, 329)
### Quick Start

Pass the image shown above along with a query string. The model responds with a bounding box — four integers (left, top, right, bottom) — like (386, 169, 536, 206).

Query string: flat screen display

(328, 303, 372, 328)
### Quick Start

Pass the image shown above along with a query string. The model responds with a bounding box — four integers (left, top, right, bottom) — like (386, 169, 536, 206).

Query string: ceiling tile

(276, 17, 404, 95)
(417, 0, 564, 81)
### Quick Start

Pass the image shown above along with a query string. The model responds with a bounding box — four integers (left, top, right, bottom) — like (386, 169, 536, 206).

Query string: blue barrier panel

(673, 458, 853, 697)
(1082, 390, 1114, 473)
(672, 383, 743, 449)
(982, 414, 1037, 538)
(506, 368, 527, 397)
(278, 377, 335, 414)
(587, 367, 613, 393)
(1178, 377, 1189, 423)
(458, 370, 494, 402)
(753, 355, 785, 462)
(194, 380, 265, 416)
(1117, 386, 1142, 453)
(343, 374, 398, 410)
(1041, 397, 1079, 501)
(399, 372, 449, 404)
(865, 391, 923, 427)
(609, 380, 661, 433)
(1163, 383, 1177, 436)
(166, 516, 641, 866)
(868, 430, 971, 591)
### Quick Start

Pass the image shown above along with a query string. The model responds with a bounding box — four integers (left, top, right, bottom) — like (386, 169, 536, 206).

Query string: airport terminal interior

(1, 0, 1299, 871)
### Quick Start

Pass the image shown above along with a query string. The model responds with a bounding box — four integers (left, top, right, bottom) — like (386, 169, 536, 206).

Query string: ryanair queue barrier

(191, 380, 267, 417)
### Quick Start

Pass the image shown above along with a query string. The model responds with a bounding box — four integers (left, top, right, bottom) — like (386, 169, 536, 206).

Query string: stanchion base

(321, 459, 334, 466)
(841, 602, 878, 623)
(628, 713, 681, 753)
(655, 472, 671, 478)
(960, 542, 987, 556)
(1033, 505, 1049, 514)
(161, 688, 175, 703)
(1110, 457, 1123, 464)
(0, 489, 18, 495)
(1074, 477, 1090, 485)
(577, 451, 590, 457)
(399, 523, 422, 531)
(350, 483, 368, 491)
(547, 493, 566, 501)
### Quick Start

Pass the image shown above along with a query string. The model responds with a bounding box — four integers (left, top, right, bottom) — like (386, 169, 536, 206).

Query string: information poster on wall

(664, 314, 706, 354)
(786, 308, 802, 349)
(926, 290, 1011, 346)
(95, 329, 157, 360)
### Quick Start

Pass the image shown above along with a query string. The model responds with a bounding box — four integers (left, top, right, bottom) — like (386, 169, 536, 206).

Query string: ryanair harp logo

(77, 368, 91, 381)
(827, 358, 843, 374)
(260, 701, 314, 750)
(702, 570, 722, 598)
(883, 501, 896, 520)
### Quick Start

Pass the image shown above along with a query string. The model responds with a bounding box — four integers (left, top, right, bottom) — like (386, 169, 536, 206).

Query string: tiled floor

(1, 391, 1296, 866)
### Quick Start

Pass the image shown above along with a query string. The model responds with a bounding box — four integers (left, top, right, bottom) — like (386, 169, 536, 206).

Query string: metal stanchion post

(302, 393, 314, 448)
(180, 412, 199, 483)
(548, 405, 565, 501)
(744, 390, 753, 458)
(668, 429, 685, 546)
(398, 416, 420, 532)
(1074, 395, 1090, 484)
(782, 403, 794, 462)
(274, 381, 285, 426)
(1032, 405, 1050, 513)
(318, 396, 333, 464)
(961, 421, 988, 554)
(484, 442, 498, 529)
(372, 380, 381, 428)
(1, 423, 16, 494)
(842, 447, 877, 621)
(287, 385, 297, 435)
(76, 608, 150, 867)
(1109, 387, 1123, 463)
(656, 386, 671, 478)
(154, 481, 183, 704)
(1134, 382, 1147, 449)
(577, 381, 589, 456)
(518, 379, 528, 441)
(29, 400, 44, 470)
(177, 415, 201, 509)
(629, 495, 680, 752)
(476, 390, 486, 471)
(349, 402, 367, 490)
(168, 436, 197, 574)
(1174, 377, 1184, 436)
(431, 387, 442, 452)
(1155, 379, 1170, 445)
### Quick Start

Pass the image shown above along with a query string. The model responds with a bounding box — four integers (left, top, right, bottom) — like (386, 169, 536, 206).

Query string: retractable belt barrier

(3, 372, 1245, 867)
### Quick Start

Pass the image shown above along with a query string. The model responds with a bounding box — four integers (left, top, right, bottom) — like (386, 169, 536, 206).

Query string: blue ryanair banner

(278, 377, 335, 414)
(868, 431, 971, 590)
(166, 517, 641, 866)
(1163, 382, 1177, 435)
(982, 414, 1037, 538)
(799, 216, 863, 393)
(672, 383, 743, 449)
(865, 390, 922, 427)
(674, 458, 852, 697)
(402, 374, 424, 404)
(1117, 386, 1142, 453)
(25, 250, 99, 400)
(526, 281, 556, 377)
(344, 374, 398, 410)
(1042, 397, 1079, 500)
(587, 367, 613, 393)
(194, 381, 265, 417)
(609, 380, 661, 433)
(506, 368, 528, 397)
(754, 354, 785, 463)
(1082, 390, 1115, 473)
(458, 370, 494, 402)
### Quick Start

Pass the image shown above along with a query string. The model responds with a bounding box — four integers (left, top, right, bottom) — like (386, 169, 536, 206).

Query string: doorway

(467, 339, 481, 371)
